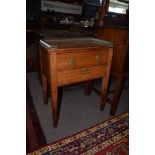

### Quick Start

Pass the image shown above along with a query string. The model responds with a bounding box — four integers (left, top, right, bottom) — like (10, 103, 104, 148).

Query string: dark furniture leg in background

(86, 73, 128, 116)
(110, 75, 125, 115)
(85, 81, 92, 95)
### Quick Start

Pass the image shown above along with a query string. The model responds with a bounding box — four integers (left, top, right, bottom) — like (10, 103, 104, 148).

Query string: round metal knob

(82, 67, 89, 74)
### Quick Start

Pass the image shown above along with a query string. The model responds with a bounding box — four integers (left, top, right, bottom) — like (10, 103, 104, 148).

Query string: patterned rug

(27, 112, 129, 155)
(26, 80, 46, 153)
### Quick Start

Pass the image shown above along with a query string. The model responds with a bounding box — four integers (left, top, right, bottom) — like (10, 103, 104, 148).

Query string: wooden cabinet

(39, 37, 113, 127)
(92, 26, 129, 115)
(92, 26, 129, 74)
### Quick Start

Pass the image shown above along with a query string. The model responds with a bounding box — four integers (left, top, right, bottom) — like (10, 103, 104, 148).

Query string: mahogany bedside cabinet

(39, 37, 114, 127)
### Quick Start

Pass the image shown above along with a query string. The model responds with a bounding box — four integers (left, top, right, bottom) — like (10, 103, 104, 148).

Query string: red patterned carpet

(26, 81, 46, 153)
(27, 112, 129, 155)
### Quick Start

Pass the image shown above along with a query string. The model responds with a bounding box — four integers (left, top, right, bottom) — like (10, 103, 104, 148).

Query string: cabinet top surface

(40, 37, 113, 50)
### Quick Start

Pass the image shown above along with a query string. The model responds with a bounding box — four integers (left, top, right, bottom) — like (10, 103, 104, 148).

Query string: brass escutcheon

(68, 56, 76, 66)
(95, 55, 101, 63)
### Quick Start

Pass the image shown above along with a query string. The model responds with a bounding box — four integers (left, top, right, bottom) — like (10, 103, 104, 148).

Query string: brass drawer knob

(82, 67, 89, 74)
(95, 55, 101, 63)
(68, 56, 76, 66)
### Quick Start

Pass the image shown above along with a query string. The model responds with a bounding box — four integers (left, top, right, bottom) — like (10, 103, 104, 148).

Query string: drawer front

(57, 51, 109, 71)
(58, 65, 107, 86)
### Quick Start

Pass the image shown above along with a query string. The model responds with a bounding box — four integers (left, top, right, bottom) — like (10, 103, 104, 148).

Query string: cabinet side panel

(39, 46, 49, 80)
